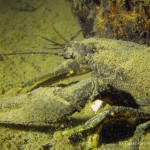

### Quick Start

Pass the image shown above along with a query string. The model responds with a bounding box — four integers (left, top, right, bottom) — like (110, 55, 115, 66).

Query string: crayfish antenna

(51, 26, 69, 43)
(69, 30, 82, 41)
(37, 35, 66, 49)
(0, 27, 83, 59)
(0, 51, 66, 58)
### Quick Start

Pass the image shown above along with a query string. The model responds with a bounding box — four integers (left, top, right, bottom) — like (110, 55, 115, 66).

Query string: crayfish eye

(65, 50, 74, 59)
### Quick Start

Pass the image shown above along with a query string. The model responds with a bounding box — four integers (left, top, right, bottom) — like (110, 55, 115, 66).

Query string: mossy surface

(94, 0, 150, 45)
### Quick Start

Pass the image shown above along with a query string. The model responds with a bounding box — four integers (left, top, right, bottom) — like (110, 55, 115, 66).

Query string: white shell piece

(91, 100, 103, 112)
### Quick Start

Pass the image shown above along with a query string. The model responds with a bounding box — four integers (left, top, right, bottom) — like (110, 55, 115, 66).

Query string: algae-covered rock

(94, 0, 150, 45)
(71, 0, 150, 45)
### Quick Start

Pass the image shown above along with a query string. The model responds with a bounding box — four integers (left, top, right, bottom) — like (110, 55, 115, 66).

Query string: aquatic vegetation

(0, 38, 150, 149)
(71, 0, 150, 45)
